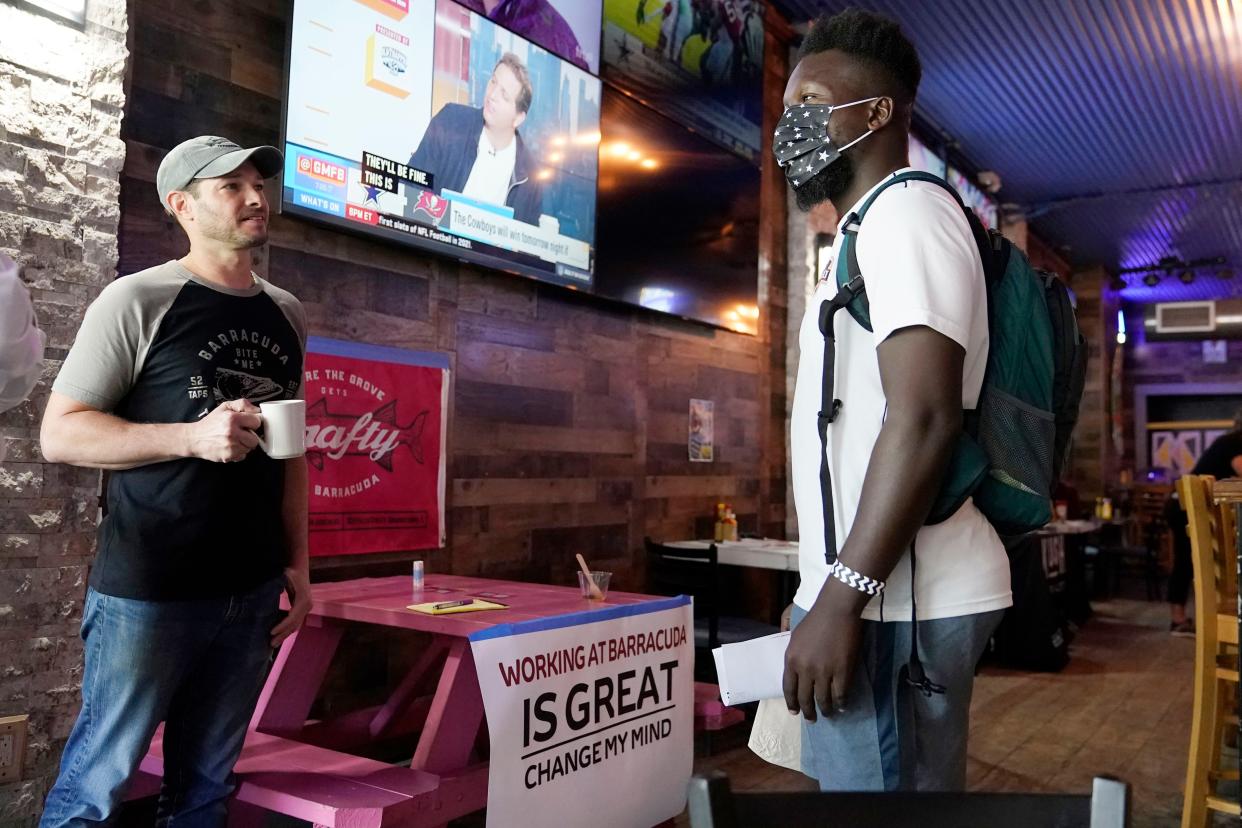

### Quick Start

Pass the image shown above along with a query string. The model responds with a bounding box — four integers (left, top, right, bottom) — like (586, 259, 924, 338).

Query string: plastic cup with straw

(575, 553, 607, 600)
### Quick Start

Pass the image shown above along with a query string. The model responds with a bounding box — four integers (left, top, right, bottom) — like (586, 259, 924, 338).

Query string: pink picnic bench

(127, 574, 673, 827)
(131, 727, 479, 827)
(694, 682, 745, 732)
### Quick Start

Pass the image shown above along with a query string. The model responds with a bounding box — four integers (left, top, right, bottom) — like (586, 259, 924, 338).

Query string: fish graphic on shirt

(212, 367, 284, 403)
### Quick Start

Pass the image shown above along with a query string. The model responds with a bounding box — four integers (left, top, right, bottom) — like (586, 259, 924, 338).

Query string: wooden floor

(680, 598, 1237, 828)
(117, 598, 1232, 828)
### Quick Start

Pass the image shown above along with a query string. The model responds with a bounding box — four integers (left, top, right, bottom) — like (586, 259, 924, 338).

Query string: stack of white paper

(711, 631, 790, 706)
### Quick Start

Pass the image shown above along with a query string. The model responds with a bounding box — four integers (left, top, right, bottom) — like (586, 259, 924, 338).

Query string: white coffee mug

(256, 399, 306, 459)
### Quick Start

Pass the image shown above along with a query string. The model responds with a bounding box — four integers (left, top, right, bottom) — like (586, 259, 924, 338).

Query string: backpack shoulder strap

(815, 278, 864, 565)
(836, 170, 974, 332)
(835, 217, 872, 332)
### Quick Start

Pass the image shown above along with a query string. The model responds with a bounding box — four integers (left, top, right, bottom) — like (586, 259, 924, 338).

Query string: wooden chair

(1210, 478, 1242, 764)
(687, 770, 1130, 828)
(1207, 482, 1239, 604)
(1176, 474, 1241, 827)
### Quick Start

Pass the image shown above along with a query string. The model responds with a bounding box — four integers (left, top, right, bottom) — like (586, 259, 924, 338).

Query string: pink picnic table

(131, 574, 664, 827)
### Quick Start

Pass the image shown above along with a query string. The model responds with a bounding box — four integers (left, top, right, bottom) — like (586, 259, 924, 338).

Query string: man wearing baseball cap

(39, 136, 311, 826)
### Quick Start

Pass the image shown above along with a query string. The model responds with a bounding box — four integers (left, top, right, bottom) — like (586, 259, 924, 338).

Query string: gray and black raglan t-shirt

(54, 261, 307, 600)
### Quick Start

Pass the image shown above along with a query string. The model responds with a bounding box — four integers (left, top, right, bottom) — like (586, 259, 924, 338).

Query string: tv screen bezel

(277, 0, 603, 291)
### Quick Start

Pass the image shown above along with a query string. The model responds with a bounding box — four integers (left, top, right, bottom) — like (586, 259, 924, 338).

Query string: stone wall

(0, 1, 128, 819)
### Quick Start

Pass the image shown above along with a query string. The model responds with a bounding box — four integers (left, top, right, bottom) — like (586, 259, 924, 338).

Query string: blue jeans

(790, 604, 1003, 792)
(40, 577, 283, 828)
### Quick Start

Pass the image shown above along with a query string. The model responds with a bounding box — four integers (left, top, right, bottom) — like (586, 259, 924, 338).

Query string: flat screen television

(601, 0, 766, 163)
(280, 0, 603, 288)
(593, 88, 759, 333)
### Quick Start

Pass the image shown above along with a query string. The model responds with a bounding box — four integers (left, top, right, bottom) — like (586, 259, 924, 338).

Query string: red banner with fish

(304, 337, 448, 556)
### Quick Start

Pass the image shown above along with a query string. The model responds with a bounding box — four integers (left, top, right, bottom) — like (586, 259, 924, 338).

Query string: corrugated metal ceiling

(769, 0, 1242, 301)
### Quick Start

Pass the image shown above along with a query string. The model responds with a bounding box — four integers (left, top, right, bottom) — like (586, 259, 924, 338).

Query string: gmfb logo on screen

(297, 155, 347, 185)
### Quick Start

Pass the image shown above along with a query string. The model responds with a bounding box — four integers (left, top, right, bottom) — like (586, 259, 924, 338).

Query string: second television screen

(282, 0, 602, 287)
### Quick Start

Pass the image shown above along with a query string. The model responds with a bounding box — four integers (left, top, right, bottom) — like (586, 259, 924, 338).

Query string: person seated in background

(0, 251, 45, 414)
(1164, 409, 1242, 636)
(408, 53, 543, 225)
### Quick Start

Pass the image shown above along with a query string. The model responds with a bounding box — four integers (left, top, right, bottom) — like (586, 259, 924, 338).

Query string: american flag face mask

(772, 98, 879, 188)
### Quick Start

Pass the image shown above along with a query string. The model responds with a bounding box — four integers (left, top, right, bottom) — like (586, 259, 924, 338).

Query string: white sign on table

(469, 596, 694, 828)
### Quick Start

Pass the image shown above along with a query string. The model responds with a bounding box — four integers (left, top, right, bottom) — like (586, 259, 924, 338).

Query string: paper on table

(712, 630, 790, 706)
(407, 599, 508, 615)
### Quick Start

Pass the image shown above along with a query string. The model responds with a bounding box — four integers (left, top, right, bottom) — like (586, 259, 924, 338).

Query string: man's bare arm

(41, 391, 261, 469)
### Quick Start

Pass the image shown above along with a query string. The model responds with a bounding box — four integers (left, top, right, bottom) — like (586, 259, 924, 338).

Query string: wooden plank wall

(118, 0, 793, 592)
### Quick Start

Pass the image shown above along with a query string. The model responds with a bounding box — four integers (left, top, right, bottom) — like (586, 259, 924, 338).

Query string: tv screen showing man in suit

(282, 0, 601, 287)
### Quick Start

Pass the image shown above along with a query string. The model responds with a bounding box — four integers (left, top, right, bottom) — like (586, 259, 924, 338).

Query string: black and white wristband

(829, 560, 885, 596)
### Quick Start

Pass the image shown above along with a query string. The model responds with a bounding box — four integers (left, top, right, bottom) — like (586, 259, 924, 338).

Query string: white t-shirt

(791, 169, 1012, 622)
(462, 129, 517, 207)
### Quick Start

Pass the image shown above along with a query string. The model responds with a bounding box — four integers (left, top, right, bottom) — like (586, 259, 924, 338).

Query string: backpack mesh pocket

(977, 386, 1055, 498)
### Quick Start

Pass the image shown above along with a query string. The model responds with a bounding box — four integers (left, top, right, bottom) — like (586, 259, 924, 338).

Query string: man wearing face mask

(0, 253, 46, 414)
(778, 10, 1010, 792)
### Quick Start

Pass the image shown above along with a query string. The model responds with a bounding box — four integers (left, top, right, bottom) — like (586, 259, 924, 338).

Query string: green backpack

(816, 170, 1086, 541)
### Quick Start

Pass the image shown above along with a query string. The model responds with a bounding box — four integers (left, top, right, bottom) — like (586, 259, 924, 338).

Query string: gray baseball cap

(156, 136, 283, 206)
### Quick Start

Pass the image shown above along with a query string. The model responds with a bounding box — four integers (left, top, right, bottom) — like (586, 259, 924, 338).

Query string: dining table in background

(663, 537, 799, 572)
(663, 538, 799, 624)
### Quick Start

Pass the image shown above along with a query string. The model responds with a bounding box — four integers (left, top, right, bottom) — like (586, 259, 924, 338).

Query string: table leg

(368, 637, 450, 739)
(249, 617, 345, 735)
(411, 638, 485, 774)
(779, 571, 797, 615)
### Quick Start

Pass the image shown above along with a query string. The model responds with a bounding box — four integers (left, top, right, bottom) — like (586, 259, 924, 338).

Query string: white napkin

(748, 697, 803, 772)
